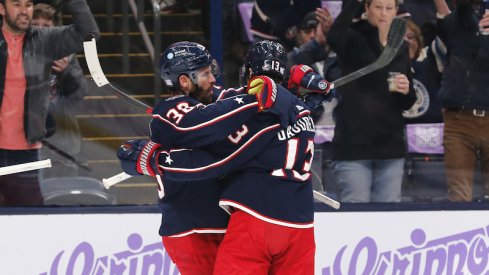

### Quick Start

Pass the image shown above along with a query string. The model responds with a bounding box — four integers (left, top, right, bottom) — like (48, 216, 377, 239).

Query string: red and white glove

(246, 75, 301, 128)
(288, 64, 332, 96)
(117, 140, 162, 177)
(246, 75, 277, 112)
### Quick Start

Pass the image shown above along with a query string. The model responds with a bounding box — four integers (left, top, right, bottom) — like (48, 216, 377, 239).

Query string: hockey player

(119, 41, 302, 275)
(119, 40, 329, 275)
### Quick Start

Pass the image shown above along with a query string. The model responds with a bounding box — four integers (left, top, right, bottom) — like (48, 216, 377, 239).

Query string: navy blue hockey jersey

(150, 91, 260, 236)
(159, 90, 316, 228)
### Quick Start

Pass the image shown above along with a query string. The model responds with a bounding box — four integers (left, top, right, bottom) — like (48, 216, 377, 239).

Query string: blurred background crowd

(1, 0, 488, 206)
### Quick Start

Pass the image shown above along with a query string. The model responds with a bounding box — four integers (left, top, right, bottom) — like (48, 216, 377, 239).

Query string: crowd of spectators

(246, 0, 489, 203)
(1, 0, 488, 206)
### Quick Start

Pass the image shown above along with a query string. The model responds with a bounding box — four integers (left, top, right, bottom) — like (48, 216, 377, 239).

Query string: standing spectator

(32, 3, 88, 179)
(294, 11, 321, 47)
(327, 0, 416, 203)
(0, 0, 99, 206)
(249, 0, 321, 50)
(402, 18, 446, 123)
(287, 7, 341, 125)
(437, 0, 489, 201)
(287, 8, 339, 81)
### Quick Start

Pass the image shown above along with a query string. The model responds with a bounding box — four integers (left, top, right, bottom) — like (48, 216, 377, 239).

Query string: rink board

(1, 209, 489, 274)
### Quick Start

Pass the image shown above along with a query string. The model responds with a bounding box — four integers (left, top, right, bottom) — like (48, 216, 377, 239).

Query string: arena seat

(41, 177, 116, 206)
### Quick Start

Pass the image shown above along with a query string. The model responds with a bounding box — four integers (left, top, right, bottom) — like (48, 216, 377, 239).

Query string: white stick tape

(0, 159, 52, 176)
(313, 190, 341, 209)
(102, 172, 132, 189)
(83, 38, 110, 87)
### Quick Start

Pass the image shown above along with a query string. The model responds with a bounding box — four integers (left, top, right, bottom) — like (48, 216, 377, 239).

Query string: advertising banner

(1, 210, 489, 274)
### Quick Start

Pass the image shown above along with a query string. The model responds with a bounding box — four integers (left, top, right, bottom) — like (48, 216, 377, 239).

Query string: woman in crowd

(327, 0, 416, 202)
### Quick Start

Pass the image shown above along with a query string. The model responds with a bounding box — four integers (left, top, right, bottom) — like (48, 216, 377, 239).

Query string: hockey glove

(288, 64, 332, 96)
(247, 75, 277, 112)
(117, 140, 161, 177)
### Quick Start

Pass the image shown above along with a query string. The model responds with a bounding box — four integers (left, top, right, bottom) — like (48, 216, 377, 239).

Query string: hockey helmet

(240, 40, 287, 86)
(160, 41, 219, 88)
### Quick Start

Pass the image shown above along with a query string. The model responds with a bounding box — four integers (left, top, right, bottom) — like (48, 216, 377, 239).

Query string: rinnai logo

(40, 233, 179, 275)
(322, 226, 489, 274)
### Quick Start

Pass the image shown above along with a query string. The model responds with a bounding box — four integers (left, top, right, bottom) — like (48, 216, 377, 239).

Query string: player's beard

(191, 85, 212, 104)
(4, 9, 31, 33)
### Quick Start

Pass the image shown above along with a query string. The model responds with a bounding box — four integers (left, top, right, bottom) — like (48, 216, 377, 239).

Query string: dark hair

(33, 3, 62, 26)
(366, 0, 400, 7)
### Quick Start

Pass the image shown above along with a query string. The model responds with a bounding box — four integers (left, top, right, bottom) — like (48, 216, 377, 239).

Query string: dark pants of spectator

(443, 109, 489, 202)
(0, 149, 43, 206)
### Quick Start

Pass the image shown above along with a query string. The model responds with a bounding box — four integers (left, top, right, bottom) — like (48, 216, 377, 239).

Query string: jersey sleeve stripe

(151, 102, 258, 131)
(160, 123, 280, 172)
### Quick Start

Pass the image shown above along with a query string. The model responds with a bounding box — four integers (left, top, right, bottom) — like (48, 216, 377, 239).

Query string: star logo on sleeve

(165, 155, 173, 165)
(234, 97, 245, 104)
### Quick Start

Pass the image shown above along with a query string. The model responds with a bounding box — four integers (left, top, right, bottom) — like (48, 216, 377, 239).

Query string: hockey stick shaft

(84, 38, 152, 188)
(330, 18, 407, 89)
(313, 190, 340, 209)
(42, 140, 91, 171)
(83, 38, 153, 113)
(0, 159, 52, 176)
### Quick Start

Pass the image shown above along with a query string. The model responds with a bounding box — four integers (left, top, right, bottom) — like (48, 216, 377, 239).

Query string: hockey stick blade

(313, 190, 340, 209)
(83, 38, 153, 113)
(330, 18, 407, 89)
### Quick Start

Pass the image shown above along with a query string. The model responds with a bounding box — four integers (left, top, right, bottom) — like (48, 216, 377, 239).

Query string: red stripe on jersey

(167, 228, 227, 237)
(219, 199, 314, 229)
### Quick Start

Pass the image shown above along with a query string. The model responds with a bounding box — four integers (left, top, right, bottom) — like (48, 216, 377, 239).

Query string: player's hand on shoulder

(246, 75, 278, 111)
(246, 76, 301, 128)
(117, 139, 162, 177)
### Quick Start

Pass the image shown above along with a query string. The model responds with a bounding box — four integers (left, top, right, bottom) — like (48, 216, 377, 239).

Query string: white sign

(1, 211, 489, 274)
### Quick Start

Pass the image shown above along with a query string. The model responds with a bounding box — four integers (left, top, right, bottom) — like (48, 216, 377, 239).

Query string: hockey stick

(84, 38, 152, 189)
(83, 38, 154, 113)
(86, 38, 340, 208)
(0, 159, 52, 176)
(313, 190, 340, 209)
(102, 172, 132, 189)
(102, 171, 341, 209)
(298, 17, 407, 96)
(42, 140, 91, 171)
(84, 38, 348, 209)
